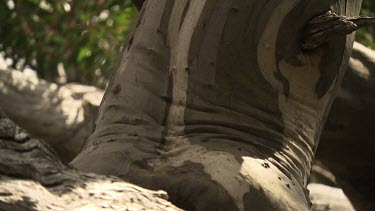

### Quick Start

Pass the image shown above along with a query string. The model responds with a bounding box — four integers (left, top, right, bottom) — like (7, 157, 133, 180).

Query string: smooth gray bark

(70, 1, 362, 210)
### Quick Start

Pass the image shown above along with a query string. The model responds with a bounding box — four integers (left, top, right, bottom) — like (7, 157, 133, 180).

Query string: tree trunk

(0, 108, 355, 210)
(70, 1, 362, 210)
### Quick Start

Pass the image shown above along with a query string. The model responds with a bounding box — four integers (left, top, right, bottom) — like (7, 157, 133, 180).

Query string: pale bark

(308, 184, 355, 211)
(70, 1, 362, 210)
(0, 69, 102, 163)
(0, 111, 181, 211)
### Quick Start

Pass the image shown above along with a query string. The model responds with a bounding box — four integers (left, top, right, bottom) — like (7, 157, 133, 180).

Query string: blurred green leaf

(77, 47, 91, 62)
(356, 1, 375, 49)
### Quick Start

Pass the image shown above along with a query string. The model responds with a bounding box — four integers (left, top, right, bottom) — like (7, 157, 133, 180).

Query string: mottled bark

(2, 40, 374, 211)
(71, 1, 362, 210)
(1, 44, 373, 210)
(0, 111, 180, 211)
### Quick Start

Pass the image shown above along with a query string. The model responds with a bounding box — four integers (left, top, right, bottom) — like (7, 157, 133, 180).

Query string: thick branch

(0, 112, 181, 211)
(308, 184, 355, 211)
(303, 11, 375, 50)
(0, 68, 103, 163)
(0, 111, 356, 211)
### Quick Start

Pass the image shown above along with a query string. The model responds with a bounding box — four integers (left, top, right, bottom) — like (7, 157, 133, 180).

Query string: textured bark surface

(303, 11, 375, 50)
(71, 1, 362, 210)
(0, 68, 102, 163)
(317, 41, 375, 211)
(0, 111, 181, 211)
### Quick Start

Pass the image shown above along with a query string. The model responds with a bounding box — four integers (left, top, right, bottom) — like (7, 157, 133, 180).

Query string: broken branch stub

(302, 11, 375, 50)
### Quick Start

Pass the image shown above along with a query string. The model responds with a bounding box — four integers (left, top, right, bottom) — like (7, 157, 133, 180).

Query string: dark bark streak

(160, 74, 173, 145)
(179, 0, 192, 30)
(159, 0, 175, 45)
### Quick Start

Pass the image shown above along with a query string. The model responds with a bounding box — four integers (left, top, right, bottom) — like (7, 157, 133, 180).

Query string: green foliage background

(0, 0, 137, 87)
(358, 0, 375, 49)
(0, 0, 374, 87)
